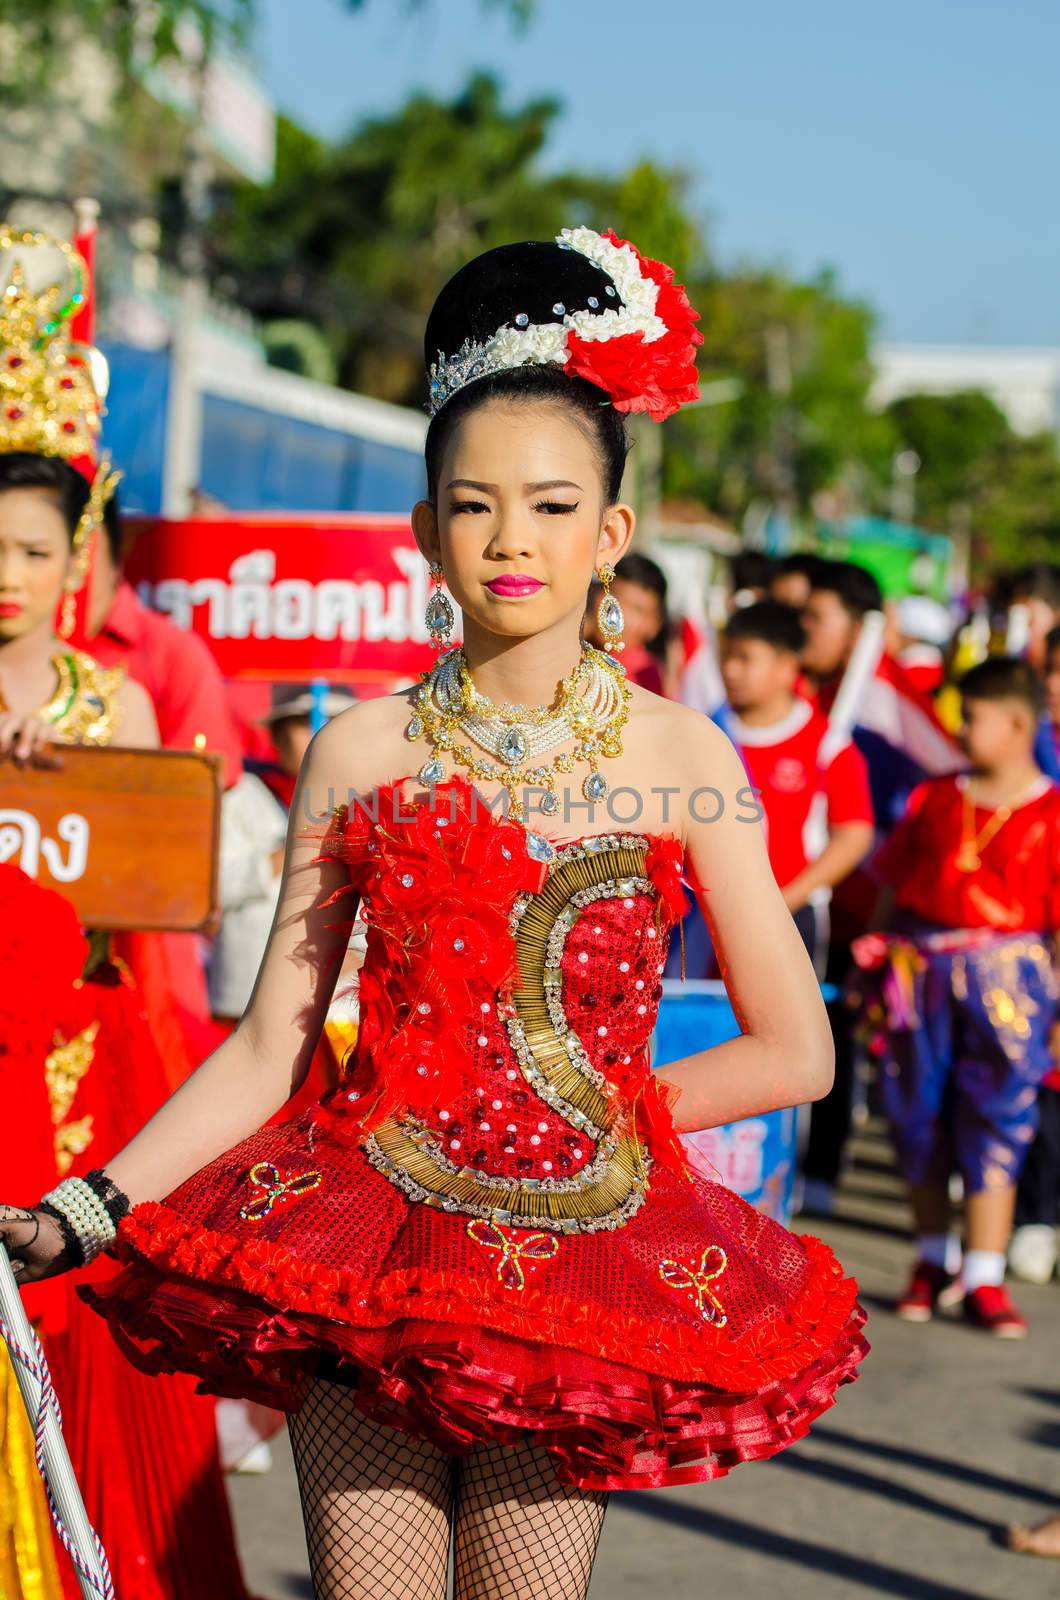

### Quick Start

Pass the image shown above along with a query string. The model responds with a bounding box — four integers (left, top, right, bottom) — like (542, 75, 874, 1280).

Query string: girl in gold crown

(0, 227, 256, 1600)
(0, 452, 156, 753)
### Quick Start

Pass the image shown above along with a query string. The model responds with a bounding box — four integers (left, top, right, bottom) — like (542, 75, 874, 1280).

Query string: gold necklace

(0, 650, 122, 745)
(408, 644, 631, 820)
(955, 776, 1039, 872)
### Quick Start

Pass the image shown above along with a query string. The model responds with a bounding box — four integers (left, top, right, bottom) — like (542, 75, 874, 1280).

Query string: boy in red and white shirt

(721, 601, 875, 960)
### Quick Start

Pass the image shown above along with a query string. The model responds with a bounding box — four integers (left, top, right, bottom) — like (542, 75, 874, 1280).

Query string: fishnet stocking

(288, 1381, 453, 1599)
(455, 1437, 608, 1600)
(288, 1383, 609, 1599)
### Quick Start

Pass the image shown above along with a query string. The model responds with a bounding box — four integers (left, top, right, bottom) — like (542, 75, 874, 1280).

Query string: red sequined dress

(85, 778, 868, 1489)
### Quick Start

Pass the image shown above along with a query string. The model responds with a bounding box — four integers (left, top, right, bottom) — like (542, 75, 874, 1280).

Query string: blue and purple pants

(875, 928, 1057, 1194)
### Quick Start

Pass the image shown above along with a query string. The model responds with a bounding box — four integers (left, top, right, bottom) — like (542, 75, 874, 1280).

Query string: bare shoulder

(115, 673, 153, 717)
(304, 687, 419, 797)
(613, 686, 753, 846)
(628, 684, 744, 781)
(114, 673, 160, 748)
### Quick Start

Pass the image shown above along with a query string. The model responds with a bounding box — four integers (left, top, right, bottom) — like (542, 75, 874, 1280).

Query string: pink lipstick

(485, 575, 543, 598)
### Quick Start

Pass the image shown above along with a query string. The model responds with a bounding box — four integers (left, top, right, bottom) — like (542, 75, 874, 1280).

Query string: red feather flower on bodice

(317, 781, 549, 1129)
(645, 835, 688, 926)
(314, 779, 688, 1149)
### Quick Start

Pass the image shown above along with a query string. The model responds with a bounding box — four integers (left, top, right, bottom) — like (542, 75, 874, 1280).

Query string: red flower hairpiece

(562, 229, 703, 423)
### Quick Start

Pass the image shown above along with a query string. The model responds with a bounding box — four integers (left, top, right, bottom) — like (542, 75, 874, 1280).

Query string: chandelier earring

(595, 563, 625, 655)
(56, 462, 119, 639)
(58, 554, 88, 639)
(425, 560, 455, 651)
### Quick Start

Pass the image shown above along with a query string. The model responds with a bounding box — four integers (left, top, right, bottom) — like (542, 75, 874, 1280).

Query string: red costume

(863, 776, 1060, 1198)
(2, 867, 252, 1600)
(0, 221, 250, 1600)
(73, 578, 243, 1073)
(876, 774, 1060, 933)
(86, 778, 867, 1490)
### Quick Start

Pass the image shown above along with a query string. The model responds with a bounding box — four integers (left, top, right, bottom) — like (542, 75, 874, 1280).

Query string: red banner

(124, 515, 454, 682)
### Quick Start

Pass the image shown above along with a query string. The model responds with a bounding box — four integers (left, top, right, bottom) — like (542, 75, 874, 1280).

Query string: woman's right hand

(0, 712, 63, 769)
(0, 1205, 73, 1283)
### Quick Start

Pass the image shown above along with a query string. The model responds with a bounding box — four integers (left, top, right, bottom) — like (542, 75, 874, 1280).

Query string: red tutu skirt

(84, 1093, 867, 1491)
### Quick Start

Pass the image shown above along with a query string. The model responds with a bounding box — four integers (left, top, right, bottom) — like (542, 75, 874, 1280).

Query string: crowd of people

(623, 545, 1060, 1341)
(180, 535, 1060, 1353)
(1, 217, 1057, 1594)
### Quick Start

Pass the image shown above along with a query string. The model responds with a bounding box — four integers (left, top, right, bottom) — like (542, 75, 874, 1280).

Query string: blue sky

(257, 0, 1060, 345)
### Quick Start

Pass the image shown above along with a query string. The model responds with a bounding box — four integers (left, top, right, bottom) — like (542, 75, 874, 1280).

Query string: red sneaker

(962, 1284, 1028, 1339)
(896, 1261, 956, 1322)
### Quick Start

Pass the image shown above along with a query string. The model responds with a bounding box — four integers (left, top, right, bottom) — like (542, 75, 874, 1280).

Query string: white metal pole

(0, 1247, 116, 1598)
(162, 274, 206, 516)
(162, 59, 212, 516)
(1006, 602, 1031, 656)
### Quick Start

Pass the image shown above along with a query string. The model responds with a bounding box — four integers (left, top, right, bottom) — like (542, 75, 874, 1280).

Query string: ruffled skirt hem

(83, 1250, 868, 1491)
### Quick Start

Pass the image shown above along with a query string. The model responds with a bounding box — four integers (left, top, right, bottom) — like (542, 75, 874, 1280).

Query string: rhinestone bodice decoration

(317, 779, 688, 1234)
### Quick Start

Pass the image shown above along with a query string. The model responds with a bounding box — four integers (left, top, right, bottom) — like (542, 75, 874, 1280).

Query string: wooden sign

(0, 745, 221, 932)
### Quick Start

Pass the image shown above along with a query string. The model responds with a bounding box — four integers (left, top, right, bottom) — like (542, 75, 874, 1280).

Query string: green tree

(886, 390, 1060, 564)
(0, 0, 533, 93)
(209, 73, 894, 527)
(663, 267, 894, 519)
(0, 2, 251, 93)
(979, 432, 1060, 564)
(609, 162, 702, 284)
(209, 75, 629, 401)
(884, 390, 1012, 527)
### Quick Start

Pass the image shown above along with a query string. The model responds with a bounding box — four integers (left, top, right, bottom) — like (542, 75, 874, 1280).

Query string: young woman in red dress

(4, 228, 868, 1600)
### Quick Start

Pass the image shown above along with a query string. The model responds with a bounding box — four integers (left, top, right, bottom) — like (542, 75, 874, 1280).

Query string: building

(872, 344, 1060, 437)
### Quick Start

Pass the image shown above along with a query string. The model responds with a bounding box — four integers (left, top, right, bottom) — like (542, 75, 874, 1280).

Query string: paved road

(229, 1124, 1060, 1598)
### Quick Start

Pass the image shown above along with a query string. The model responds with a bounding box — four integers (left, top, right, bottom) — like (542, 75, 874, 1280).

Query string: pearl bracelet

(40, 1176, 119, 1265)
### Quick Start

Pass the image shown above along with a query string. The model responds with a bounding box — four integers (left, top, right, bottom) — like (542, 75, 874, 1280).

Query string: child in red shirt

(721, 601, 874, 961)
(859, 657, 1060, 1335)
(1009, 626, 1060, 1283)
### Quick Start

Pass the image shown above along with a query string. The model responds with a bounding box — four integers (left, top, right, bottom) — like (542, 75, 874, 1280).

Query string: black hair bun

(425, 241, 623, 375)
(424, 227, 701, 423)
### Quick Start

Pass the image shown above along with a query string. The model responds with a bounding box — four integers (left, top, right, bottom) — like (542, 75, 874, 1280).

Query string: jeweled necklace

(407, 643, 631, 820)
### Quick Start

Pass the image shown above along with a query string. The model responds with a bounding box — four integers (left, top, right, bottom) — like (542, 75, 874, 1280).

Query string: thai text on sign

(124, 515, 458, 680)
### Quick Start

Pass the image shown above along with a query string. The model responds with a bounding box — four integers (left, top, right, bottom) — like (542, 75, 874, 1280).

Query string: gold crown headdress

(0, 223, 121, 636)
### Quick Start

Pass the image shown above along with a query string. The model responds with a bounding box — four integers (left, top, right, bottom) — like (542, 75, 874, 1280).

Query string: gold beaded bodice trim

(364, 835, 654, 1234)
